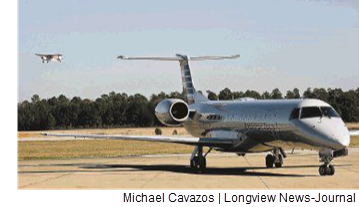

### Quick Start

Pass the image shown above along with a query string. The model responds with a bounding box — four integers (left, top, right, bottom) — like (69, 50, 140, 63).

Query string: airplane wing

(349, 130, 359, 136)
(42, 133, 234, 148)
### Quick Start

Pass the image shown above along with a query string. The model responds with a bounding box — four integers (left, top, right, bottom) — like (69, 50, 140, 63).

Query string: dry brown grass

(17, 127, 190, 138)
(350, 136, 359, 147)
(18, 127, 194, 160)
(18, 140, 195, 160)
(347, 123, 359, 130)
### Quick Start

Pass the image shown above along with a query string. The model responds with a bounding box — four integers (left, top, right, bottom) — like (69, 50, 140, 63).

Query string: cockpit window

(290, 108, 300, 120)
(300, 107, 322, 119)
(320, 107, 340, 118)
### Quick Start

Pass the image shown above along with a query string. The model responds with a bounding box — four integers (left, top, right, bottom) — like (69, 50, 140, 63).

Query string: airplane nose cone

(337, 129, 350, 147)
(330, 123, 350, 148)
(301, 118, 351, 149)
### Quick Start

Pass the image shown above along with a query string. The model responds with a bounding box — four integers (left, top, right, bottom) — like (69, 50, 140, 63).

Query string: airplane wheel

(319, 165, 335, 176)
(319, 165, 327, 176)
(328, 165, 335, 176)
(266, 154, 274, 168)
(190, 157, 199, 169)
(199, 157, 206, 170)
(190, 156, 206, 173)
(275, 154, 283, 168)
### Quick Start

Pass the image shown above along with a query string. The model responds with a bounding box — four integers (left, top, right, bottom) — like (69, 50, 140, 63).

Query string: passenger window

(320, 107, 340, 118)
(207, 114, 221, 121)
(300, 107, 322, 119)
(290, 108, 300, 120)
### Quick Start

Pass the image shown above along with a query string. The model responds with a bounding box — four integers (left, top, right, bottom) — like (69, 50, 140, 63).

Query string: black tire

(328, 165, 335, 176)
(266, 154, 274, 168)
(199, 157, 206, 169)
(319, 165, 327, 176)
(191, 156, 206, 173)
(275, 154, 283, 168)
(325, 166, 331, 175)
(190, 157, 199, 170)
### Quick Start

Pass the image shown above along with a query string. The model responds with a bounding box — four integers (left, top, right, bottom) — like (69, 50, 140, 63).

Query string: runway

(18, 148, 359, 189)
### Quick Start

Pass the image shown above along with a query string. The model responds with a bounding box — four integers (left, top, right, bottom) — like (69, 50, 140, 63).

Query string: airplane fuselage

(184, 98, 350, 153)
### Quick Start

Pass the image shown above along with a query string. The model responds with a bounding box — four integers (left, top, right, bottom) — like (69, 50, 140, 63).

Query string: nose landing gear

(319, 164, 335, 176)
(318, 148, 348, 176)
(319, 149, 335, 176)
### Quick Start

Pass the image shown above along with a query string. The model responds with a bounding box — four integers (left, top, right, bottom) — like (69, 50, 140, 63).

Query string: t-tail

(117, 54, 240, 104)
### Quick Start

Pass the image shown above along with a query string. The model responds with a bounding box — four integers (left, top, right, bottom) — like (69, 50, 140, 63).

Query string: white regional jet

(44, 54, 359, 176)
(35, 53, 63, 63)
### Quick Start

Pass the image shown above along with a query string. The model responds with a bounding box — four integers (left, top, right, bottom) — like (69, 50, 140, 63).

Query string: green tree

(218, 88, 232, 100)
(270, 88, 283, 99)
(206, 90, 218, 100)
(261, 91, 271, 99)
(285, 88, 300, 99)
(244, 90, 261, 99)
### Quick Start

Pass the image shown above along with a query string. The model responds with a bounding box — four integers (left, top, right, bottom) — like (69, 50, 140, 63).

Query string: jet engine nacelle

(155, 99, 189, 126)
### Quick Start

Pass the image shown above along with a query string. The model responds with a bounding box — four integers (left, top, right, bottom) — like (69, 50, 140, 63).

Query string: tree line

(18, 87, 359, 131)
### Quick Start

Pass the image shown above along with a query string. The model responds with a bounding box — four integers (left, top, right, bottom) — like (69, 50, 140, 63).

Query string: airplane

(35, 53, 63, 63)
(43, 54, 359, 176)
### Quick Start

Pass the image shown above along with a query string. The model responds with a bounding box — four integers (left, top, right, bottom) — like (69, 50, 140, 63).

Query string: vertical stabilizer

(176, 54, 207, 104)
(118, 54, 239, 104)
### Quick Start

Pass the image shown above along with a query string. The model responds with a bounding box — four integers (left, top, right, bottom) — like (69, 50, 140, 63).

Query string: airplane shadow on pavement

(81, 164, 325, 177)
(20, 163, 326, 177)
(19, 163, 352, 177)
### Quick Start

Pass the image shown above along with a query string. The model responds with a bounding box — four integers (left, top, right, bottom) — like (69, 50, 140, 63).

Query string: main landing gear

(190, 146, 212, 173)
(265, 148, 286, 168)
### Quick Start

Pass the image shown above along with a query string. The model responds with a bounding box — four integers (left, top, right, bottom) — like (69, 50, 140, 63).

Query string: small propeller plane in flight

(35, 53, 63, 63)
(44, 54, 359, 176)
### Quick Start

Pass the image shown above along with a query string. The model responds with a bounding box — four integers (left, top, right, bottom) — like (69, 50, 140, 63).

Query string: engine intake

(155, 99, 189, 126)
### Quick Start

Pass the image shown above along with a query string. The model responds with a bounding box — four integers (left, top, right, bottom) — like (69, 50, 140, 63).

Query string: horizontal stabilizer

(117, 54, 240, 61)
(190, 54, 240, 61)
(118, 55, 182, 61)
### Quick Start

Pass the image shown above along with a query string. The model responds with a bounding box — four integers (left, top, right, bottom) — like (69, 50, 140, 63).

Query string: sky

(18, 0, 359, 101)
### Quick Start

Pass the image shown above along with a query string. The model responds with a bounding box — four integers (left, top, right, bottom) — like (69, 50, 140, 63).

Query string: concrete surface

(18, 148, 359, 189)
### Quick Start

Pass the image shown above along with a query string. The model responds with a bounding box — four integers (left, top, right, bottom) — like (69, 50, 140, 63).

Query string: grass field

(346, 123, 359, 130)
(18, 140, 195, 160)
(18, 127, 194, 160)
(18, 125, 359, 160)
(17, 127, 190, 138)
